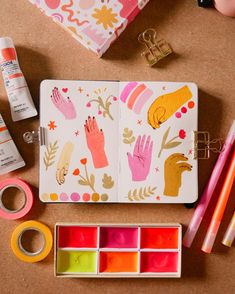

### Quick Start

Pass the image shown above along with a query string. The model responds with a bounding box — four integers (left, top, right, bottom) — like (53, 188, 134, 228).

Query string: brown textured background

(0, 0, 235, 293)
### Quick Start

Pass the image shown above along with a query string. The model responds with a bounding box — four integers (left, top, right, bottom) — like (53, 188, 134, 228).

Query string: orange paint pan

(99, 252, 138, 273)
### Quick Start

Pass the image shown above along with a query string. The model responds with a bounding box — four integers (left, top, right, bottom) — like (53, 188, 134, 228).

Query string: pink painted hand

(84, 116, 108, 168)
(127, 135, 153, 181)
(51, 87, 76, 120)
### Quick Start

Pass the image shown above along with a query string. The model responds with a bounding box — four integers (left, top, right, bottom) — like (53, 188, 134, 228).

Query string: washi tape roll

(11, 220, 53, 263)
(0, 178, 33, 220)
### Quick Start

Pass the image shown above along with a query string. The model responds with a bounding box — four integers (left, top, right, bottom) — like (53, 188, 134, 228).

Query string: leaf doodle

(78, 179, 87, 185)
(77, 161, 96, 193)
(102, 173, 114, 189)
(123, 128, 136, 146)
(158, 127, 185, 158)
(86, 88, 117, 120)
(43, 141, 58, 171)
(90, 174, 95, 187)
(127, 186, 157, 201)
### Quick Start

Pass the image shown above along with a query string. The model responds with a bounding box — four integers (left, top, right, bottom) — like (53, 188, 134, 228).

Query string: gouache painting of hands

(56, 142, 74, 185)
(127, 135, 153, 181)
(51, 87, 76, 119)
(118, 81, 198, 203)
(40, 80, 198, 203)
(163, 153, 192, 197)
(84, 116, 108, 169)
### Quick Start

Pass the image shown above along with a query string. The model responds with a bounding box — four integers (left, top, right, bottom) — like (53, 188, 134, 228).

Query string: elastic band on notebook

(127, 84, 146, 110)
(133, 88, 153, 114)
(120, 82, 138, 103)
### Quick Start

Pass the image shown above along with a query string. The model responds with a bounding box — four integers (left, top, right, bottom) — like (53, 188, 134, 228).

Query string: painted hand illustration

(127, 135, 153, 181)
(164, 153, 192, 197)
(51, 87, 76, 120)
(148, 86, 192, 129)
(56, 142, 74, 185)
(84, 116, 108, 168)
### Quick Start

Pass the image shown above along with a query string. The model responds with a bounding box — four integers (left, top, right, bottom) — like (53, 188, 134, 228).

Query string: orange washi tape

(11, 221, 53, 263)
(0, 178, 33, 220)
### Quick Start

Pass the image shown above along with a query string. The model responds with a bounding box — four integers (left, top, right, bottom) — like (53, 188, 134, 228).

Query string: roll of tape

(11, 220, 53, 263)
(0, 178, 33, 220)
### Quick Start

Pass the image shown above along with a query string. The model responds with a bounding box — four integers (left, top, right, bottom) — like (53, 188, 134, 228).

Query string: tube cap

(0, 37, 14, 50)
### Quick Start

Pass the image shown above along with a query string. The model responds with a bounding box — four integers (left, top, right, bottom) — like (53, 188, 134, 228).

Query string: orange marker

(202, 148, 235, 253)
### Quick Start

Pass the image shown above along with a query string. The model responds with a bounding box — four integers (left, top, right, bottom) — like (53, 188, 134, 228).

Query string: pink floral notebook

(39, 80, 198, 204)
(28, 0, 150, 56)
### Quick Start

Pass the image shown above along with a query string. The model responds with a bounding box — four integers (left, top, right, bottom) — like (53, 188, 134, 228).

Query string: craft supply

(27, 0, 150, 57)
(193, 131, 223, 159)
(214, 0, 235, 17)
(0, 37, 37, 121)
(55, 223, 182, 278)
(183, 121, 235, 248)
(11, 220, 52, 263)
(138, 28, 172, 66)
(201, 148, 235, 253)
(222, 211, 235, 247)
(0, 178, 33, 219)
(35, 80, 198, 204)
(0, 114, 25, 175)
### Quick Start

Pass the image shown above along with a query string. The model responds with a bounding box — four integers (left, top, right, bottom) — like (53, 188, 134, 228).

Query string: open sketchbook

(39, 80, 198, 203)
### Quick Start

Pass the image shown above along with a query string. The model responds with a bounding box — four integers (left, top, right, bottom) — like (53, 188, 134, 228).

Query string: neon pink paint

(100, 227, 138, 248)
(175, 112, 181, 118)
(58, 226, 97, 248)
(120, 82, 138, 103)
(140, 252, 178, 273)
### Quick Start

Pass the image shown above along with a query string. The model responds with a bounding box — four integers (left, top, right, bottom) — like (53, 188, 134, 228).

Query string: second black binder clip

(138, 28, 173, 66)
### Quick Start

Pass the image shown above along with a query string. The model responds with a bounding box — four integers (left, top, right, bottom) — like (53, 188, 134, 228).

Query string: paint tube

(0, 113, 25, 175)
(0, 37, 37, 121)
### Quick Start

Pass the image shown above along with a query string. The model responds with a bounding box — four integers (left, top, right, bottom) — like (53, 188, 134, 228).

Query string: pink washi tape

(0, 178, 33, 220)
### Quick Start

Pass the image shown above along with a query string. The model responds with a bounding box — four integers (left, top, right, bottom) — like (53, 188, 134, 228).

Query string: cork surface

(0, 0, 235, 293)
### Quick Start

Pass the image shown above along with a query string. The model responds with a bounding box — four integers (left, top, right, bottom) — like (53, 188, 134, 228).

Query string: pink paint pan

(99, 227, 138, 248)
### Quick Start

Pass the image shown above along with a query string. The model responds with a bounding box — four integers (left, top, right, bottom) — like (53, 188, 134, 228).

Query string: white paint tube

(0, 37, 37, 121)
(0, 113, 25, 175)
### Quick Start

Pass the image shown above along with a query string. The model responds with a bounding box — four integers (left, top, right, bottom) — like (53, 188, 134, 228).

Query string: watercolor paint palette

(55, 223, 182, 278)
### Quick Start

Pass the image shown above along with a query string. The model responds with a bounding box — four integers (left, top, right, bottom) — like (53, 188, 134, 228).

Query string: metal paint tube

(0, 113, 25, 175)
(0, 37, 37, 121)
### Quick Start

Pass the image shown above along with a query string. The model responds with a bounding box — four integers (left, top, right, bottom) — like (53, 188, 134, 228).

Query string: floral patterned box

(28, 0, 150, 57)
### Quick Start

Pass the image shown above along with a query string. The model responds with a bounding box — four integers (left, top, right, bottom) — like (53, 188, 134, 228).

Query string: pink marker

(183, 120, 235, 248)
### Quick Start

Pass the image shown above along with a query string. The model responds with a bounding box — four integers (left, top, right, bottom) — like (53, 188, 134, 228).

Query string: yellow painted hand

(56, 142, 74, 185)
(148, 86, 192, 129)
(164, 153, 192, 197)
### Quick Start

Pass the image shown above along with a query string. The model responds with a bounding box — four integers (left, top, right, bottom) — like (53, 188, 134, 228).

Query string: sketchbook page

(118, 81, 198, 203)
(39, 80, 119, 203)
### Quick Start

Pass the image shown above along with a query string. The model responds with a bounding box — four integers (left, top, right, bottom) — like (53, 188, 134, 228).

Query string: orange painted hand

(84, 116, 108, 169)
(164, 153, 192, 197)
